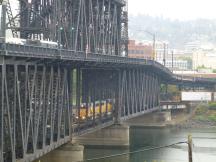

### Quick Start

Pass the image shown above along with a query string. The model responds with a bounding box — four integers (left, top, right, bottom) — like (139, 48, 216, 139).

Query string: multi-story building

(155, 41, 192, 70)
(128, 40, 153, 59)
(128, 40, 193, 70)
(185, 41, 201, 53)
(193, 49, 216, 69)
(155, 41, 169, 62)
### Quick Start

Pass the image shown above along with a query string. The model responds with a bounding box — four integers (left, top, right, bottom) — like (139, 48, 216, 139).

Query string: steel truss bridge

(0, 0, 216, 162)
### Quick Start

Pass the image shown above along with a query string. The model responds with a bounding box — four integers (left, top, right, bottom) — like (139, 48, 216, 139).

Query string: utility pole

(188, 135, 193, 162)
(0, 0, 6, 40)
(153, 34, 156, 61)
(139, 30, 156, 61)
(163, 43, 166, 66)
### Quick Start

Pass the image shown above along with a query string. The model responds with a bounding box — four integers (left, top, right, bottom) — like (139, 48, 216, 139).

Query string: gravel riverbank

(177, 118, 216, 129)
(174, 103, 216, 129)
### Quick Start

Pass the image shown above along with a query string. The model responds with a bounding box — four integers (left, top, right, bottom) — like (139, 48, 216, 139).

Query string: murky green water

(84, 127, 216, 162)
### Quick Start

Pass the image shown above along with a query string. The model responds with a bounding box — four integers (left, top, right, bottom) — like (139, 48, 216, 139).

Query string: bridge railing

(2, 43, 172, 68)
(148, 59, 173, 76)
(3, 43, 59, 57)
(2, 43, 215, 85)
(3, 43, 155, 65)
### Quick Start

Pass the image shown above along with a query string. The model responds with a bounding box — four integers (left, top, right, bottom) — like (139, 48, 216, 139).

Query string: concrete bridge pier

(35, 143, 84, 162)
(124, 111, 171, 127)
(72, 124, 130, 147)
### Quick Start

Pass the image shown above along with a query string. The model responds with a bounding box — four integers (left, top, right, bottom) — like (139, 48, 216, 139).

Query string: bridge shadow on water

(84, 126, 216, 162)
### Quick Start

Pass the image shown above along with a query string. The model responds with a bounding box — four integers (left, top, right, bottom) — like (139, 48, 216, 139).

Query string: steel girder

(0, 55, 163, 161)
(6, 0, 127, 56)
(0, 60, 72, 162)
(72, 69, 117, 134)
(117, 69, 161, 120)
(0, 58, 118, 162)
(2, 42, 216, 87)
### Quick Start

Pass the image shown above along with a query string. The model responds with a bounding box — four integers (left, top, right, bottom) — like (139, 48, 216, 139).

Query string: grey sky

(129, 0, 216, 20)
(6, 0, 216, 21)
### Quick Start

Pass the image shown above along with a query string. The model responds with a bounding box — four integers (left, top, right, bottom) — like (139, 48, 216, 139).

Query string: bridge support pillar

(73, 124, 129, 147)
(36, 143, 84, 162)
(153, 111, 171, 122)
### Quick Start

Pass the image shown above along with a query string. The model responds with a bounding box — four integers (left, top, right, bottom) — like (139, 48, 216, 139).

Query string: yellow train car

(76, 100, 113, 120)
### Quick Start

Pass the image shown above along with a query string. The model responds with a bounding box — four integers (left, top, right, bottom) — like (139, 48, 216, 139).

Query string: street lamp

(136, 30, 156, 60)
(163, 43, 168, 66)
(171, 50, 174, 72)
(145, 31, 156, 61)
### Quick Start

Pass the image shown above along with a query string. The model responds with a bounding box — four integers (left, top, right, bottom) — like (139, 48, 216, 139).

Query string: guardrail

(3, 43, 59, 57)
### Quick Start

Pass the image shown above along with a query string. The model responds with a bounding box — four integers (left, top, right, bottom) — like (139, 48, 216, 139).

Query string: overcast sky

(129, 0, 216, 20)
(5, 0, 216, 21)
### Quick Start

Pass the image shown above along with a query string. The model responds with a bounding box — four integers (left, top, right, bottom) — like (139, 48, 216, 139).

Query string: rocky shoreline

(173, 103, 216, 129)
(176, 118, 216, 129)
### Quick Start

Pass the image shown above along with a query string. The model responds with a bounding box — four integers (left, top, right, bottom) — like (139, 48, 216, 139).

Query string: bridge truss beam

(5, 0, 127, 56)
(0, 56, 161, 162)
(118, 69, 160, 120)
(0, 61, 72, 162)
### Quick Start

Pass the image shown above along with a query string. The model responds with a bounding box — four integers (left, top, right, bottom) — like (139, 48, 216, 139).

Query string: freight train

(74, 99, 113, 122)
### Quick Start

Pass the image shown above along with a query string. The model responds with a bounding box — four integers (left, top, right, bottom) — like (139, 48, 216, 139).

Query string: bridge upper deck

(0, 43, 215, 86)
(0, 43, 171, 73)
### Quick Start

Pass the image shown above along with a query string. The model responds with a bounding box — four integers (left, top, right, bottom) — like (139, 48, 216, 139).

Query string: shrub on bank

(208, 102, 216, 110)
(208, 115, 216, 122)
(195, 115, 207, 121)
(195, 104, 208, 115)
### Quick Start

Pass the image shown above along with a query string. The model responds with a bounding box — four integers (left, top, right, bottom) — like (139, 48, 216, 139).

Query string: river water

(84, 127, 216, 162)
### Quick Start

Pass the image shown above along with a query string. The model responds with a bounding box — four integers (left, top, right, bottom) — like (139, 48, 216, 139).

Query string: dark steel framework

(0, 0, 215, 162)
(5, 0, 128, 56)
(118, 69, 160, 120)
(0, 43, 215, 162)
(0, 57, 161, 162)
(0, 61, 72, 162)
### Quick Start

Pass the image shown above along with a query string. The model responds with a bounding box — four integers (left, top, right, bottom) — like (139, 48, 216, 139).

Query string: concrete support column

(73, 124, 129, 147)
(153, 111, 171, 122)
(186, 102, 193, 114)
(37, 143, 84, 162)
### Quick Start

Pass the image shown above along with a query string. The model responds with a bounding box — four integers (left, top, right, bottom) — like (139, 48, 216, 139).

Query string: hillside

(129, 15, 216, 48)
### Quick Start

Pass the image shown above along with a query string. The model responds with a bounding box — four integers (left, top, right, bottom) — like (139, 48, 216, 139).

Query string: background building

(156, 43, 192, 71)
(184, 41, 201, 53)
(155, 41, 169, 62)
(128, 39, 193, 71)
(128, 40, 153, 59)
(158, 60, 190, 70)
(193, 49, 216, 70)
